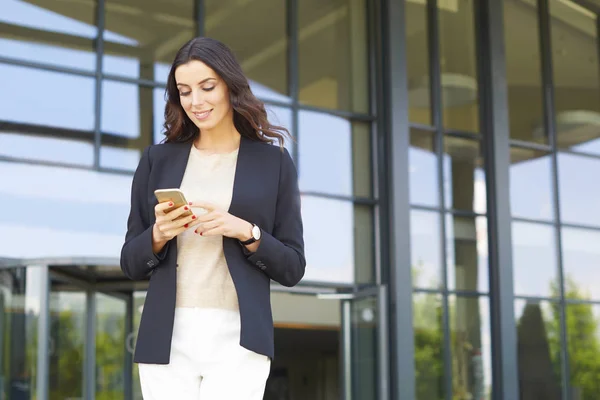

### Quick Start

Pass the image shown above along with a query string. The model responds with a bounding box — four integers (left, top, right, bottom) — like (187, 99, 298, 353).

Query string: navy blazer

(120, 136, 306, 364)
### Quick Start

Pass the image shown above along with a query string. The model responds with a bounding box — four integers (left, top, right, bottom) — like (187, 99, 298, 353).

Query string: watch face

(252, 225, 261, 240)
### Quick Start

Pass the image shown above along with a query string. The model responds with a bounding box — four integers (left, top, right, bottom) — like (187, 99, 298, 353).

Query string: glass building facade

(1, 0, 600, 399)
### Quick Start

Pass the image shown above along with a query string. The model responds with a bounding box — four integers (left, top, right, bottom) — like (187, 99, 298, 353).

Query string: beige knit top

(175, 145, 240, 311)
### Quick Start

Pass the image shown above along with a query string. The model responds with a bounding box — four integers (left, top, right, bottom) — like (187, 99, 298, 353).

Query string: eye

(203, 87, 215, 92)
(179, 91, 191, 96)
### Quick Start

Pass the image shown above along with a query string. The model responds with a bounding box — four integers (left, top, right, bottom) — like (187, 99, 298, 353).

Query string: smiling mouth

(193, 110, 212, 120)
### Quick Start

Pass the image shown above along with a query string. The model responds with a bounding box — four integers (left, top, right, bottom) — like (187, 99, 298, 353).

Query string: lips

(193, 109, 212, 121)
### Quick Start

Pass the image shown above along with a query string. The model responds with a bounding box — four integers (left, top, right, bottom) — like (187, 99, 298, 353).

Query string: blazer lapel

(162, 141, 193, 190)
(228, 136, 254, 217)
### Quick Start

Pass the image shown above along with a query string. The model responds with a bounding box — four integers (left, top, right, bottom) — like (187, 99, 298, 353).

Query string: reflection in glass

(515, 299, 562, 399)
(550, 0, 600, 154)
(0, 0, 97, 71)
(558, 153, 600, 227)
(562, 227, 600, 301)
(351, 296, 378, 399)
(132, 292, 146, 400)
(298, 0, 369, 112)
(101, 82, 154, 170)
(206, 0, 289, 102)
(504, 0, 545, 143)
(449, 296, 492, 399)
(411, 210, 442, 289)
(103, 0, 195, 82)
(410, 129, 438, 207)
(302, 196, 371, 283)
(0, 267, 42, 399)
(512, 222, 558, 298)
(510, 148, 554, 221)
(406, 1, 431, 125)
(0, 64, 95, 131)
(96, 294, 126, 399)
(413, 293, 445, 400)
(354, 206, 374, 285)
(49, 287, 85, 399)
(0, 133, 94, 167)
(439, 0, 479, 133)
(446, 215, 488, 293)
(565, 303, 600, 399)
(443, 137, 486, 213)
(298, 111, 371, 197)
(265, 105, 294, 157)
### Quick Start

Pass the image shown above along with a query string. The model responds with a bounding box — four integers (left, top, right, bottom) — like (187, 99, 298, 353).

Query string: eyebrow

(176, 77, 216, 87)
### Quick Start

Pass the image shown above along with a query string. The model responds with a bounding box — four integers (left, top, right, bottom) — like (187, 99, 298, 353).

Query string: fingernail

(184, 206, 189, 210)
(169, 202, 173, 206)
(194, 229, 198, 234)
(192, 215, 196, 219)
(184, 224, 188, 228)
(200, 232, 203, 236)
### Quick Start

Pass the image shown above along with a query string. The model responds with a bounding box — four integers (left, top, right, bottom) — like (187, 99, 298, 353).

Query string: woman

(120, 37, 305, 399)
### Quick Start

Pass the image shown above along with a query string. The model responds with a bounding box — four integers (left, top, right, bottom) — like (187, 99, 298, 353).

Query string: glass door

(319, 285, 389, 400)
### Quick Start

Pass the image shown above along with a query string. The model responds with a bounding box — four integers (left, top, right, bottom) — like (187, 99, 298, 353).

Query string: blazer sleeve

(244, 148, 306, 287)
(120, 146, 170, 281)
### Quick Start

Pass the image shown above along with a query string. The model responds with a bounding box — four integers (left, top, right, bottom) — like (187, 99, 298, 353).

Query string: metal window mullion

(427, 0, 453, 398)
(36, 265, 50, 400)
(84, 291, 96, 400)
(538, 0, 570, 397)
(94, 0, 106, 170)
(288, 0, 300, 169)
(124, 293, 134, 400)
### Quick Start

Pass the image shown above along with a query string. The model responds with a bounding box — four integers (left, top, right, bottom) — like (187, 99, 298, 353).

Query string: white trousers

(138, 308, 271, 400)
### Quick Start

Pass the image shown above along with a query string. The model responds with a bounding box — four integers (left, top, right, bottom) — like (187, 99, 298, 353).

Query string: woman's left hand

(190, 201, 252, 241)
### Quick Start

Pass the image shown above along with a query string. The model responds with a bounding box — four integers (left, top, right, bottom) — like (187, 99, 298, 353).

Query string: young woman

(120, 36, 305, 399)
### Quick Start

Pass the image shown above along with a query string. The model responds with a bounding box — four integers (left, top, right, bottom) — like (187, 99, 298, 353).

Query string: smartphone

(154, 188, 193, 219)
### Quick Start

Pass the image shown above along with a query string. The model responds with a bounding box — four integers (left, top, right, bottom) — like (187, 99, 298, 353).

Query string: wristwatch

(240, 224, 262, 245)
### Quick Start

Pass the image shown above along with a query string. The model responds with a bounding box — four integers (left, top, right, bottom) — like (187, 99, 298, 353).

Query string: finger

(189, 201, 218, 212)
(195, 211, 220, 223)
(155, 201, 175, 215)
(165, 204, 194, 220)
(198, 226, 225, 237)
(162, 213, 198, 232)
(195, 219, 221, 234)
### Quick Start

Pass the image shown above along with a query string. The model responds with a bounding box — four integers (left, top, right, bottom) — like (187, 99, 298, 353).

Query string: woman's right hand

(151, 202, 199, 253)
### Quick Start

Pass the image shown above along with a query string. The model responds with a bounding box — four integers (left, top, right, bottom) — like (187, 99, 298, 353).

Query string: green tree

(547, 277, 600, 399)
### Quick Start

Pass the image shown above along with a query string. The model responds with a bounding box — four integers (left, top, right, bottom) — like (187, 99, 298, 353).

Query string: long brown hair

(161, 37, 289, 147)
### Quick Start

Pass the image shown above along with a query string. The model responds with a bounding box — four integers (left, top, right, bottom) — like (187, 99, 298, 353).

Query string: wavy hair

(161, 37, 289, 147)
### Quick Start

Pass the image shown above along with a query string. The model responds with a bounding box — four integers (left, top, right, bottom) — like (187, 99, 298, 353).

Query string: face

(175, 60, 232, 132)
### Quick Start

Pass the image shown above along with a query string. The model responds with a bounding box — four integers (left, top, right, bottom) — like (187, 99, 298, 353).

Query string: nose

(191, 89, 205, 108)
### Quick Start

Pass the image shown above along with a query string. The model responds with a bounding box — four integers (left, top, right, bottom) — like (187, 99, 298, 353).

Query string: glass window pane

(96, 294, 126, 399)
(504, 0, 545, 143)
(0, 267, 43, 399)
(410, 129, 439, 207)
(302, 196, 370, 283)
(298, 111, 372, 198)
(0, 0, 97, 71)
(411, 210, 442, 289)
(265, 105, 294, 158)
(551, 0, 600, 155)
(558, 153, 600, 227)
(49, 284, 85, 399)
(512, 222, 558, 298)
(154, 87, 167, 144)
(510, 148, 554, 221)
(103, 0, 195, 82)
(0, 64, 95, 131)
(439, 0, 480, 133)
(354, 205, 374, 285)
(444, 137, 486, 214)
(132, 291, 146, 400)
(101, 81, 155, 171)
(446, 215, 489, 293)
(413, 293, 445, 400)
(562, 226, 600, 301)
(449, 296, 492, 399)
(298, 0, 369, 112)
(407, 1, 431, 126)
(566, 303, 600, 398)
(515, 299, 563, 399)
(0, 133, 94, 167)
(205, 0, 289, 103)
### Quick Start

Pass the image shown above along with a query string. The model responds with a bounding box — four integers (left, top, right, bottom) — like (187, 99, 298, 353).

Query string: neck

(195, 115, 241, 153)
